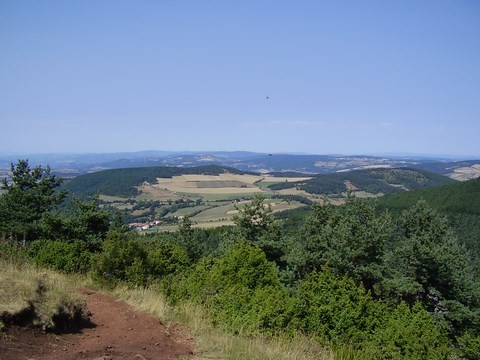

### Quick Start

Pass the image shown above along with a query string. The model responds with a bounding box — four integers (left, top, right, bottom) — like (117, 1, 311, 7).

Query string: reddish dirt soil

(0, 289, 194, 360)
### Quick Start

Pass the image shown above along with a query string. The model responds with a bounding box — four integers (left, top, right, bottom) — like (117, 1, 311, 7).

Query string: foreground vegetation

(2, 160, 480, 359)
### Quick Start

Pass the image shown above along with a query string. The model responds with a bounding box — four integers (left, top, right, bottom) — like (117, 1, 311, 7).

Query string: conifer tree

(0, 160, 66, 242)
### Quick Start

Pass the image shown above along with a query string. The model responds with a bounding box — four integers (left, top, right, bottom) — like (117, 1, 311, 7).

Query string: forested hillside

(269, 167, 454, 195)
(376, 177, 480, 215)
(64, 165, 256, 197)
(376, 177, 480, 272)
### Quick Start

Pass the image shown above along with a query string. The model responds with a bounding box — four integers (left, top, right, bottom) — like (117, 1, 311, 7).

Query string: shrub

(92, 233, 190, 287)
(365, 302, 451, 359)
(147, 241, 190, 278)
(293, 269, 383, 345)
(456, 331, 480, 359)
(163, 242, 290, 335)
(28, 239, 92, 273)
(91, 237, 149, 286)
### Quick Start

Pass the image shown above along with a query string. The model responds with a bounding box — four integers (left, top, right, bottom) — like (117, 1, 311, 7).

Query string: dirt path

(0, 289, 194, 360)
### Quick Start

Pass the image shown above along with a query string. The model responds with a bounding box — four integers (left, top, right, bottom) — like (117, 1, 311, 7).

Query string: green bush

(92, 232, 190, 287)
(164, 242, 289, 335)
(293, 269, 383, 345)
(28, 239, 92, 273)
(213, 241, 281, 290)
(456, 331, 480, 359)
(0, 241, 28, 262)
(365, 302, 451, 359)
(91, 236, 148, 286)
(147, 241, 189, 278)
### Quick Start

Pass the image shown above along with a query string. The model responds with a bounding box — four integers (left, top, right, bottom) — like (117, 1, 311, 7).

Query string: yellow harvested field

(352, 191, 381, 198)
(448, 164, 480, 181)
(166, 187, 263, 195)
(137, 184, 183, 200)
(159, 173, 263, 184)
(154, 174, 266, 194)
(149, 174, 313, 195)
(261, 175, 312, 182)
(276, 188, 317, 197)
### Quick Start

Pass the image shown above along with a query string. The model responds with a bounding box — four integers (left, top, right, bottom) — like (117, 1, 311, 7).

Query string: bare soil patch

(0, 289, 194, 360)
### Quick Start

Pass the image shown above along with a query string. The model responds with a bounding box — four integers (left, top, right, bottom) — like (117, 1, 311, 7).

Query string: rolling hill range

(268, 167, 455, 196)
(65, 165, 455, 200)
(414, 160, 480, 181)
(62, 165, 457, 230)
(2, 151, 479, 179)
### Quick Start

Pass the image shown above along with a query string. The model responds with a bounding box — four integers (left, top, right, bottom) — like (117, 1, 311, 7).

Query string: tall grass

(0, 258, 90, 330)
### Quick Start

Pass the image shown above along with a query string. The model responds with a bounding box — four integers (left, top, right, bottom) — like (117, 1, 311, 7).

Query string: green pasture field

(177, 191, 268, 202)
(191, 203, 238, 222)
(99, 194, 131, 202)
(256, 181, 283, 188)
(92, 173, 317, 228)
(169, 204, 211, 217)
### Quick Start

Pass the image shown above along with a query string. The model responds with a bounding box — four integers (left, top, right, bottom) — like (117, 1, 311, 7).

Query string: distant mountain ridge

(1, 151, 479, 180)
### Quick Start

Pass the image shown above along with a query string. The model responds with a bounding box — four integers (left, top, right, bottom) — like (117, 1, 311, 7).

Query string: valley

(62, 163, 457, 232)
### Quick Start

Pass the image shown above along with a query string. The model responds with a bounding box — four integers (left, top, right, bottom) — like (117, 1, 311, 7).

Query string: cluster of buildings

(128, 220, 161, 231)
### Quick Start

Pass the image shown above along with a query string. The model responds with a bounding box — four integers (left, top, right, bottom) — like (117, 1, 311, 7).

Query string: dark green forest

(376, 177, 480, 274)
(2, 160, 480, 359)
(376, 177, 480, 215)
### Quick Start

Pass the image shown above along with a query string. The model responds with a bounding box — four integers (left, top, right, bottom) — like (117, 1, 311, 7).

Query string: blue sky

(1, 1, 479, 157)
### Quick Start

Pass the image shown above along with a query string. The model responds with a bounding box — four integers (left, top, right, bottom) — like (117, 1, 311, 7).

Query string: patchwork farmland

(95, 172, 314, 231)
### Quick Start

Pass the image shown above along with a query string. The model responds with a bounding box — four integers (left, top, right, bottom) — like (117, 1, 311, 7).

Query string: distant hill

(413, 160, 480, 181)
(2, 151, 479, 180)
(376, 177, 480, 215)
(414, 160, 480, 175)
(269, 168, 455, 196)
(64, 165, 257, 198)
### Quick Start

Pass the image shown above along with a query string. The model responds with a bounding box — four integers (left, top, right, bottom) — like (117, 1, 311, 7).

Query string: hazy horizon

(0, 149, 478, 162)
(1, 1, 479, 156)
